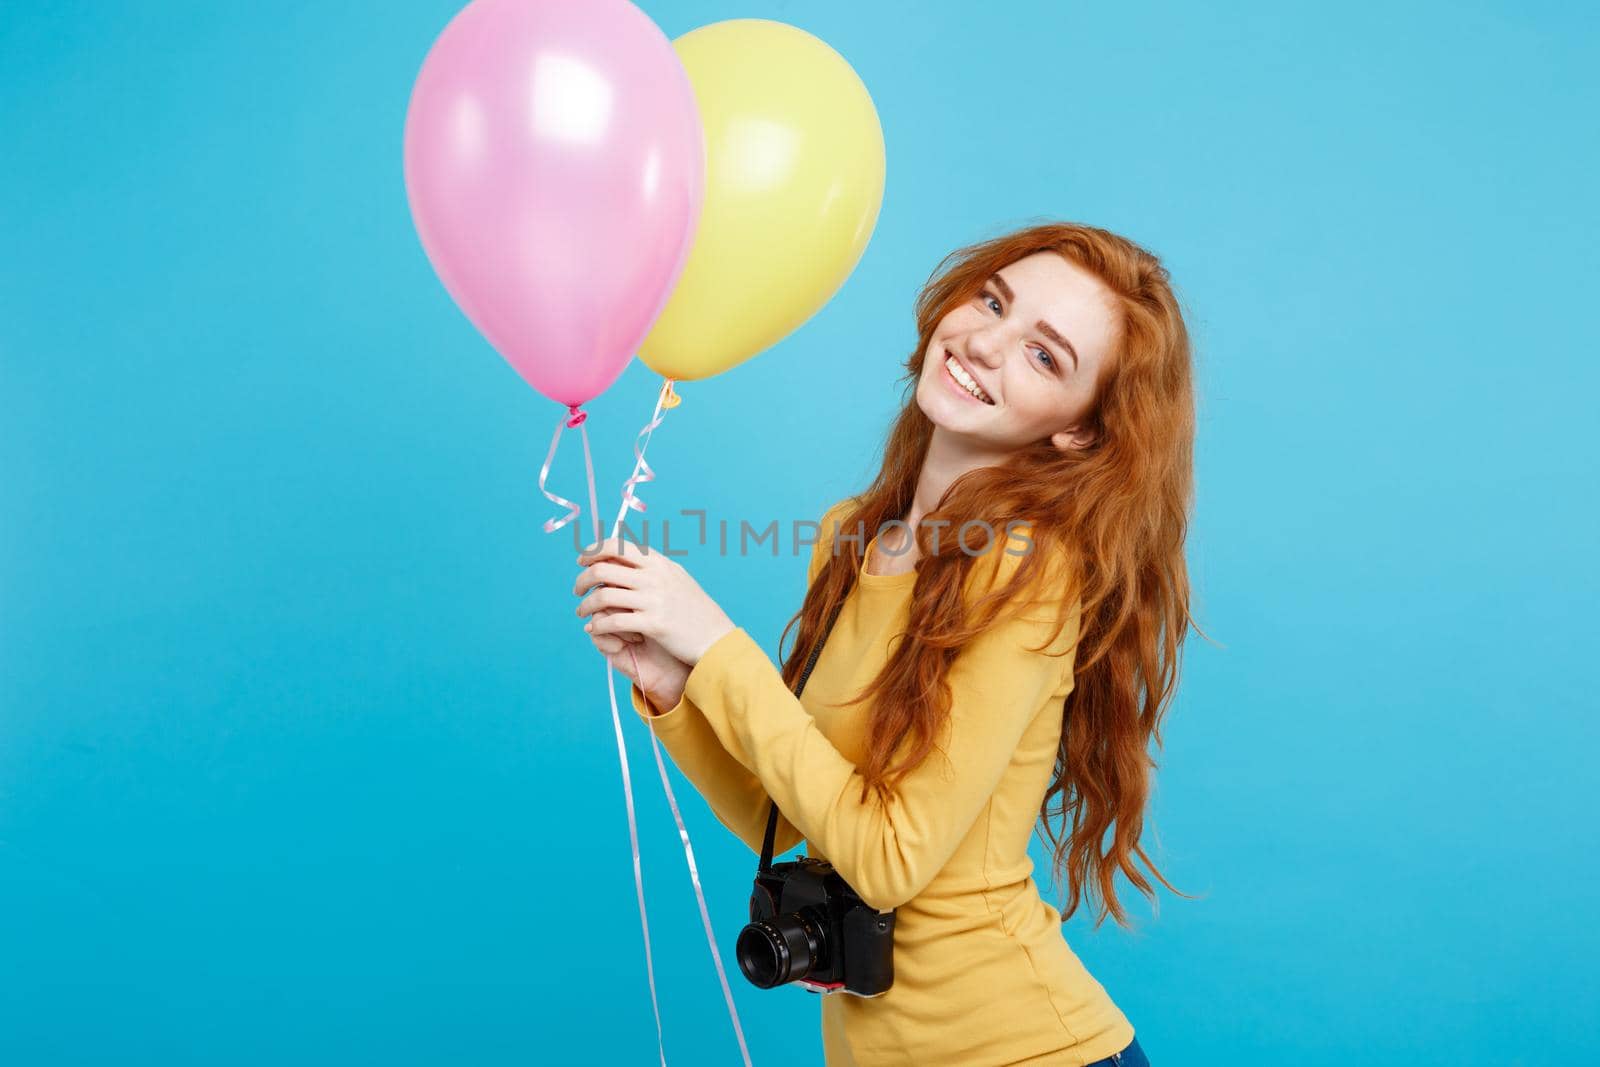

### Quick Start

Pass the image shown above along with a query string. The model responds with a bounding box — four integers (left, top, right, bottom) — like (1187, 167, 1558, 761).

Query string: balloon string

(645, 720, 756, 1067)
(577, 414, 601, 550)
(571, 413, 670, 1067)
(606, 380, 754, 1065)
(537, 405, 589, 534)
(611, 378, 676, 531)
(585, 378, 754, 1063)
(570, 379, 750, 1062)
(604, 662, 670, 1067)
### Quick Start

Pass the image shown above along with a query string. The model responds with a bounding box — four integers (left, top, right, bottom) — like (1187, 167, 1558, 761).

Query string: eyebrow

(989, 273, 1080, 372)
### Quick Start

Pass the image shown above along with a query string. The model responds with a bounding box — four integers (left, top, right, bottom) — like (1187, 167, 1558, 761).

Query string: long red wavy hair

(778, 221, 1204, 928)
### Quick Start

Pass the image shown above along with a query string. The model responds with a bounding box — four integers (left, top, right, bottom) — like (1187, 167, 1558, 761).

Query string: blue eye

(981, 290, 1056, 372)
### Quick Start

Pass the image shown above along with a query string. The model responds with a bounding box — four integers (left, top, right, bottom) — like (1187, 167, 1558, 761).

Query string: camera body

(737, 854, 896, 997)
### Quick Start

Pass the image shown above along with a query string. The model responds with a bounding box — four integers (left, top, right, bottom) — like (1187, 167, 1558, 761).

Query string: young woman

(574, 221, 1196, 1066)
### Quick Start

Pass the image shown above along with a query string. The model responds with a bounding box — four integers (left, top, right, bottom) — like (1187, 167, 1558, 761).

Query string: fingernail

(584, 621, 593, 632)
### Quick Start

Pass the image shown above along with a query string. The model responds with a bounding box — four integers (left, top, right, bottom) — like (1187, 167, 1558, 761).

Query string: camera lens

(736, 910, 826, 989)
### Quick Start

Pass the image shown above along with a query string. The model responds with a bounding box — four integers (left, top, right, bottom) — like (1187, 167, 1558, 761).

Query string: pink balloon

(403, 0, 705, 408)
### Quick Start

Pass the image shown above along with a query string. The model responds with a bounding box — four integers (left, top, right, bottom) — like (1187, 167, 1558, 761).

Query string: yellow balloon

(639, 19, 886, 381)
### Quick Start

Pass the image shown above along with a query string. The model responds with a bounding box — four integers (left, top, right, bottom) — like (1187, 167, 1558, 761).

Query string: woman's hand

(574, 536, 736, 666)
(586, 614, 691, 712)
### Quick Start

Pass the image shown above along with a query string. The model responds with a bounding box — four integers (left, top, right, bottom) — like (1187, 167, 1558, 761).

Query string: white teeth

(944, 354, 993, 404)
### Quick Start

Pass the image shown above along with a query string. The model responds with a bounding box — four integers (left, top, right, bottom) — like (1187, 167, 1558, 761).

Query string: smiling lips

(943, 350, 995, 405)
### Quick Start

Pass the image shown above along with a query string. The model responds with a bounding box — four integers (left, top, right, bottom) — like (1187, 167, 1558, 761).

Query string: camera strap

(760, 591, 848, 872)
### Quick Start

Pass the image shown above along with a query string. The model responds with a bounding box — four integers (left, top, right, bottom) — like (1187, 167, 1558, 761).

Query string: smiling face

(915, 251, 1121, 454)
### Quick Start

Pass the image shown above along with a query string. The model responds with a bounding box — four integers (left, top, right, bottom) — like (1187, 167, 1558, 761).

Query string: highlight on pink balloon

(403, 0, 705, 408)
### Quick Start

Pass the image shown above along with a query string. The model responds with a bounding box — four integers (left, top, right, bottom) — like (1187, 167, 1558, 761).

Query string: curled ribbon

(585, 377, 755, 1064)
(550, 379, 748, 1063)
(537, 406, 589, 535)
(613, 378, 677, 527)
(560, 406, 672, 1066)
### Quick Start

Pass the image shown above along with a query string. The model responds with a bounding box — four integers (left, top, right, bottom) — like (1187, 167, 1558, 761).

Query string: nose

(965, 328, 1004, 370)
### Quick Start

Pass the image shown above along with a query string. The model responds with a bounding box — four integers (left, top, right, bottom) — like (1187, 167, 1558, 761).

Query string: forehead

(995, 252, 1121, 361)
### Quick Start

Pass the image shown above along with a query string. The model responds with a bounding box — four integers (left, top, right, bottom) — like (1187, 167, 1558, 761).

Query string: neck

(901, 426, 1009, 537)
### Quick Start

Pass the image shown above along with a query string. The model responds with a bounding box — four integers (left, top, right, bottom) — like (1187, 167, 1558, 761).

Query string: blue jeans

(1085, 1035, 1149, 1067)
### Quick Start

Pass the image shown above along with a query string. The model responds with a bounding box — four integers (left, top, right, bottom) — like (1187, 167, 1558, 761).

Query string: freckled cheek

(939, 308, 984, 335)
(1005, 380, 1064, 427)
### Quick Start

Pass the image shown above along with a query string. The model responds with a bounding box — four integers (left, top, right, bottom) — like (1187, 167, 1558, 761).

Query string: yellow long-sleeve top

(629, 499, 1136, 1066)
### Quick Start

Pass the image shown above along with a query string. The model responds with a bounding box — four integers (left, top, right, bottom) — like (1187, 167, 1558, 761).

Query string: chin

(915, 373, 978, 430)
(914, 378, 959, 430)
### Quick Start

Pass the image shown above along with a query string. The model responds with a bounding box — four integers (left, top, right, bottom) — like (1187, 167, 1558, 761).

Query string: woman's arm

(628, 683, 805, 856)
(593, 498, 856, 857)
(679, 545, 1080, 912)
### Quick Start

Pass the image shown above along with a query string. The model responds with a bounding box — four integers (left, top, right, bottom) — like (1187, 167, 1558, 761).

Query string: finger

(573, 560, 642, 597)
(576, 534, 621, 560)
(575, 587, 647, 619)
(602, 648, 639, 683)
(577, 535, 649, 566)
(592, 610, 645, 643)
(587, 609, 648, 637)
(586, 629, 636, 669)
(602, 625, 646, 646)
(591, 606, 647, 639)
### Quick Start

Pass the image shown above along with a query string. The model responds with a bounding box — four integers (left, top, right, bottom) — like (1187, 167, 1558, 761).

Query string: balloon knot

(661, 380, 681, 410)
(564, 405, 588, 428)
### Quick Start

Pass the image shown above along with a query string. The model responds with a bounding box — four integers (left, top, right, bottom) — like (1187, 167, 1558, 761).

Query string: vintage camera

(737, 852, 896, 997)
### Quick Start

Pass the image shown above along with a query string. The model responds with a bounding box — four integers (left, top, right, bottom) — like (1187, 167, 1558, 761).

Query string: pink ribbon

(614, 379, 674, 523)
(612, 381, 753, 1067)
(644, 721, 755, 1066)
(544, 401, 668, 1064)
(537, 405, 589, 535)
(587, 414, 677, 1067)
(556, 381, 753, 1065)
(602, 665, 670, 1067)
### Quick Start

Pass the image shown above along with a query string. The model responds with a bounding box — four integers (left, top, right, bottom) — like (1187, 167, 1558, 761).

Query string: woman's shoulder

(811, 495, 868, 551)
(961, 520, 1078, 619)
(808, 500, 1074, 600)
(811, 501, 1070, 580)
(804, 495, 866, 584)
(817, 494, 863, 527)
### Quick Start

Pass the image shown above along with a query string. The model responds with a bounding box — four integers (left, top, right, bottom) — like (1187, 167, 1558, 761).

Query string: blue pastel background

(3, 1, 1595, 1063)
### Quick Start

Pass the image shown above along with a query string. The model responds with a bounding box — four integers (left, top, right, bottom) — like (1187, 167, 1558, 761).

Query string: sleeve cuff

(629, 681, 692, 726)
(683, 626, 765, 709)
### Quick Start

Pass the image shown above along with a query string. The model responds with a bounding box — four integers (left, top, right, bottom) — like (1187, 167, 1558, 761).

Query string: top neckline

(858, 527, 919, 588)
